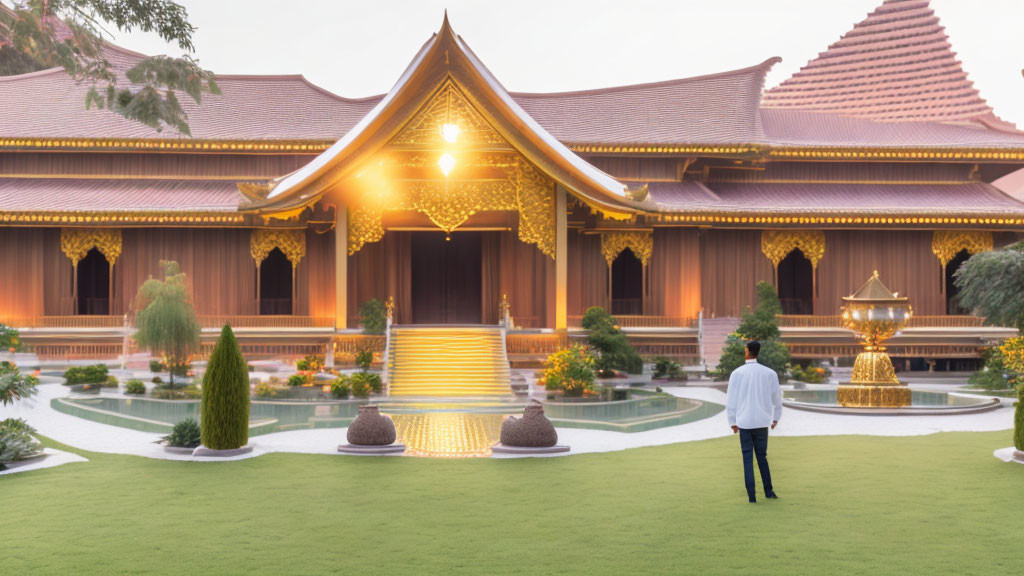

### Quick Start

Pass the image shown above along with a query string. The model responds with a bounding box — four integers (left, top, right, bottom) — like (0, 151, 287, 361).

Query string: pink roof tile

(762, 0, 1014, 128)
(645, 181, 1024, 216)
(0, 178, 243, 212)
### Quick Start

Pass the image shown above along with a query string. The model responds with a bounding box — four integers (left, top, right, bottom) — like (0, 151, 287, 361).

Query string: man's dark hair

(746, 340, 761, 358)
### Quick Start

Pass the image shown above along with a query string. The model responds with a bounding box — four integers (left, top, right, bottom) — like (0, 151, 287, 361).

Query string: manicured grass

(2, 432, 1022, 575)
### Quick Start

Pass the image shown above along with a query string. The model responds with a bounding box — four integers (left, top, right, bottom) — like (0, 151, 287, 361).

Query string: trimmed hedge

(63, 364, 109, 385)
(125, 380, 146, 395)
(200, 325, 250, 450)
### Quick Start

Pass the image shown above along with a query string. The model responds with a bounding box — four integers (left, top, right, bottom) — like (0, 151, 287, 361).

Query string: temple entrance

(76, 248, 110, 315)
(778, 249, 814, 315)
(611, 250, 644, 315)
(945, 249, 970, 314)
(410, 231, 482, 324)
(259, 248, 293, 315)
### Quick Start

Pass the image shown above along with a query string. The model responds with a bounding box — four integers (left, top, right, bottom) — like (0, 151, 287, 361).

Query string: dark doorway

(260, 248, 293, 315)
(778, 249, 813, 315)
(77, 248, 110, 315)
(411, 231, 482, 324)
(611, 249, 644, 315)
(945, 249, 971, 314)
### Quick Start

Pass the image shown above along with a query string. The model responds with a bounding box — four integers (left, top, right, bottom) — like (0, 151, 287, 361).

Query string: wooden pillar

(335, 205, 348, 330)
(72, 261, 78, 315)
(555, 185, 567, 331)
(291, 264, 297, 316)
(255, 264, 261, 315)
(108, 261, 115, 315)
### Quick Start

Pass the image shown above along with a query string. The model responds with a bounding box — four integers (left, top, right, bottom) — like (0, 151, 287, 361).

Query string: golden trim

(761, 230, 825, 270)
(250, 229, 306, 266)
(654, 213, 1024, 226)
(0, 138, 333, 154)
(600, 231, 653, 266)
(60, 228, 122, 266)
(931, 230, 994, 267)
(2, 212, 246, 225)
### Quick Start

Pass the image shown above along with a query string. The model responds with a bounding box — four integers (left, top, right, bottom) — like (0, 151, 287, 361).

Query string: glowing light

(438, 153, 456, 177)
(441, 123, 460, 143)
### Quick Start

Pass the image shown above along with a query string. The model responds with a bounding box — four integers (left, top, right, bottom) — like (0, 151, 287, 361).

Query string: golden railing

(566, 315, 698, 329)
(776, 315, 987, 329)
(197, 315, 335, 329)
(506, 333, 568, 356)
(0, 316, 125, 329)
(787, 343, 982, 359)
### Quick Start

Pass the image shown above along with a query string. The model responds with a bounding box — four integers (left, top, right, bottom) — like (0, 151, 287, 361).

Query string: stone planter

(338, 405, 404, 455)
(163, 445, 196, 455)
(499, 404, 559, 448)
(191, 445, 254, 457)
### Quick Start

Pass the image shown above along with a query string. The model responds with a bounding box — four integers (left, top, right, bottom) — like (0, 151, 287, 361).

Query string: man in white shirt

(726, 340, 783, 503)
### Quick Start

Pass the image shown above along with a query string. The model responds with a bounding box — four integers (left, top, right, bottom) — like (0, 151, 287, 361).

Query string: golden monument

(838, 271, 913, 407)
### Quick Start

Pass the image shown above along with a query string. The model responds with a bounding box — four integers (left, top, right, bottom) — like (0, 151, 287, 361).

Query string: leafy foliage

(359, 299, 387, 334)
(355, 349, 374, 372)
(287, 374, 307, 387)
(581, 307, 642, 375)
(543, 345, 597, 397)
(969, 345, 1020, 391)
(330, 378, 350, 399)
(253, 380, 281, 399)
(954, 242, 1024, 330)
(124, 379, 145, 394)
(150, 384, 199, 400)
(0, 324, 21, 351)
(0, 361, 38, 406)
(789, 362, 831, 384)
(0, 417, 42, 469)
(1016, 389, 1024, 452)
(714, 282, 790, 380)
(0, 1, 219, 134)
(351, 371, 382, 394)
(350, 375, 371, 398)
(295, 354, 324, 372)
(148, 359, 164, 373)
(200, 325, 249, 450)
(162, 417, 200, 449)
(62, 364, 109, 384)
(652, 357, 683, 380)
(133, 261, 199, 386)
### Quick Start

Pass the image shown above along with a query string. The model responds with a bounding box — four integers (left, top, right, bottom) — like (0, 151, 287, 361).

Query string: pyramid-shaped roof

(763, 0, 1015, 129)
(845, 272, 907, 302)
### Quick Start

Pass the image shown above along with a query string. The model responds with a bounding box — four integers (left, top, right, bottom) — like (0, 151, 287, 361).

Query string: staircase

(701, 317, 741, 372)
(387, 325, 512, 397)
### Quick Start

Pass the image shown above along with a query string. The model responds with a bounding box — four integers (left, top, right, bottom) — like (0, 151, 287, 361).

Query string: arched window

(259, 248, 293, 315)
(777, 249, 813, 315)
(77, 248, 110, 315)
(610, 249, 644, 316)
(945, 249, 971, 315)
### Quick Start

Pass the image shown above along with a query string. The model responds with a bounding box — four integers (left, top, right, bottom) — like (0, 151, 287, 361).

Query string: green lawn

(2, 432, 1022, 575)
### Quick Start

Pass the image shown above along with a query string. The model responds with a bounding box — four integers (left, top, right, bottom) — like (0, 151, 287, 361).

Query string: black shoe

(748, 497, 757, 503)
(765, 492, 778, 499)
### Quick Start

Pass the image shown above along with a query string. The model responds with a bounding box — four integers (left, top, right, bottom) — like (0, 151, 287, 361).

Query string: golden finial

(872, 269, 879, 278)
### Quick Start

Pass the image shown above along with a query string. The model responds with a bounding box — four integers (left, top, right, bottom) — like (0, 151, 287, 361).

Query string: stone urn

(346, 405, 397, 446)
(500, 404, 558, 448)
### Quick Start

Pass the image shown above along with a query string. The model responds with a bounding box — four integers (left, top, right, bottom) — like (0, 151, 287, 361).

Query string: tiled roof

(0, 178, 243, 212)
(760, 108, 1024, 149)
(644, 181, 1024, 215)
(0, 44, 382, 140)
(762, 0, 1012, 128)
(512, 59, 779, 146)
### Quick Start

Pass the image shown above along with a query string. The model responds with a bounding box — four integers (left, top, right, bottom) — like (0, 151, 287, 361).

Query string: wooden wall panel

(699, 229, 774, 318)
(567, 231, 608, 316)
(0, 227, 46, 320)
(649, 228, 702, 318)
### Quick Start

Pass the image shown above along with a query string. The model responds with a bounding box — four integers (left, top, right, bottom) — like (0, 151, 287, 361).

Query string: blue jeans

(739, 427, 774, 499)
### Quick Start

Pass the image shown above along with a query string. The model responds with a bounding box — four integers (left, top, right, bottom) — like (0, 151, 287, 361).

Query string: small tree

(0, 361, 37, 407)
(200, 325, 250, 450)
(0, 361, 40, 469)
(0, 324, 20, 352)
(581, 307, 643, 376)
(996, 337, 1024, 452)
(133, 260, 200, 386)
(543, 345, 597, 397)
(714, 282, 791, 380)
(954, 242, 1024, 330)
(359, 299, 387, 334)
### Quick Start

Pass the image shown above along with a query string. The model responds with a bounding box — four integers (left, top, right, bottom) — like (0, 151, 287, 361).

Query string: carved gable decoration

(600, 231, 653, 267)
(60, 228, 122, 266)
(250, 229, 306, 267)
(761, 230, 825, 270)
(931, 231, 993, 267)
(347, 80, 556, 258)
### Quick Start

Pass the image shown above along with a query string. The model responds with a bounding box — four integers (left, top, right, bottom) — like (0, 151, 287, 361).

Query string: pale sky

(31, 0, 1024, 126)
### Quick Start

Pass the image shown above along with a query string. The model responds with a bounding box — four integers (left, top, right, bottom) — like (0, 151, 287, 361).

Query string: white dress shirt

(726, 359, 783, 429)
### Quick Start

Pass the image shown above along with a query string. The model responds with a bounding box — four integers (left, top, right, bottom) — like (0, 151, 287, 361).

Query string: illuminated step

(387, 325, 511, 397)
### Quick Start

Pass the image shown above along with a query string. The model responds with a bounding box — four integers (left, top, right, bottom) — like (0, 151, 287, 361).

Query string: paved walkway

(0, 383, 1015, 462)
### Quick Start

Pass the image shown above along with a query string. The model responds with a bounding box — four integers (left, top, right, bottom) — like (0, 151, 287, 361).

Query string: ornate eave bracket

(761, 230, 825, 271)
(600, 231, 653, 267)
(250, 229, 306, 267)
(931, 230, 993, 267)
(60, 228, 122, 266)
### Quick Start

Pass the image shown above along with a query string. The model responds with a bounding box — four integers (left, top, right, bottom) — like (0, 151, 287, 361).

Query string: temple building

(1, 0, 1021, 369)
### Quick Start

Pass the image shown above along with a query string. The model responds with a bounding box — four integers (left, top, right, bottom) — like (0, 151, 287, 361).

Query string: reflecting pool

(783, 388, 1000, 414)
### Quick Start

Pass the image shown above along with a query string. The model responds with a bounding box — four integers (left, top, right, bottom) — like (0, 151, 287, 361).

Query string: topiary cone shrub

(200, 325, 250, 450)
(1015, 386, 1024, 452)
